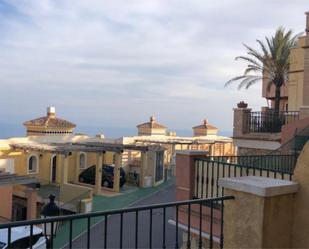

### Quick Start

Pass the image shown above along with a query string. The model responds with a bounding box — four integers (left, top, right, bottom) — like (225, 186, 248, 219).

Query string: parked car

(0, 225, 46, 249)
(79, 164, 126, 188)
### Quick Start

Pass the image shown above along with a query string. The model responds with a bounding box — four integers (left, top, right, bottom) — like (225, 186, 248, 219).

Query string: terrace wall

(0, 185, 12, 221)
(291, 141, 309, 247)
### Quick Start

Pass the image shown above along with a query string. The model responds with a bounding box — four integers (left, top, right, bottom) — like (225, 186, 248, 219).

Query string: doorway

(155, 151, 164, 183)
(51, 155, 57, 183)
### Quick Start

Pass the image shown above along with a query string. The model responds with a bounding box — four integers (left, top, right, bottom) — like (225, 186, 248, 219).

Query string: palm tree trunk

(274, 85, 281, 113)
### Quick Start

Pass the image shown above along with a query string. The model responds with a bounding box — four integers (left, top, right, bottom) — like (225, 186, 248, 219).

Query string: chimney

(306, 11, 309, 34)
(150, 115, 156, 123)
(47, 106, 56, 118)
(96, 134, 105, 139)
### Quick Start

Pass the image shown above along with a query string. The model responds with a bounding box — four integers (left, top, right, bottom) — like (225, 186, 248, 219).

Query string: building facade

(233, 12, 309, 155)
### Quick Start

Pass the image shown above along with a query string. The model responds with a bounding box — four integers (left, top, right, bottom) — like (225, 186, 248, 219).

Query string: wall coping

(218, 176, 298, 197)
(176, 150, 208, 156)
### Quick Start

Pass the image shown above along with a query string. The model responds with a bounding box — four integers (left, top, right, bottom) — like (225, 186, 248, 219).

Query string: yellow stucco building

(284, 11, 309, 118)
(0, 107, 235, 221)
(0, 107, 167, 220)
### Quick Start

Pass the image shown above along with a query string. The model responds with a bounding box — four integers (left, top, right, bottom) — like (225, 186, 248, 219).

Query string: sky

(0, 0, 308, 137)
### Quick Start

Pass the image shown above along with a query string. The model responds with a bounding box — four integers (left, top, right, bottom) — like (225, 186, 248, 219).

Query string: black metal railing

(248, 111, 299, 133)
(0, 196, 234, 249)
(211, 155, 297, 173)
(194, 155, 296, 199)
(266, 123, 309, 156)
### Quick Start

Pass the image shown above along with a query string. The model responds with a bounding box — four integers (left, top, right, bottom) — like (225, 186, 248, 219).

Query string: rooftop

(192, 119, 218, 130)
(137, 116, 167, 129)
(23, 107, 76, 129)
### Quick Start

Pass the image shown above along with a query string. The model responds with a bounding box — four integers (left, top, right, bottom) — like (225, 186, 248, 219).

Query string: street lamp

(41, 194, 60, 241)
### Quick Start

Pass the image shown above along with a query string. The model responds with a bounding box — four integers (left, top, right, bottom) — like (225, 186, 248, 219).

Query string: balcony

(0, 195, 233, 249)
(233, 103, 301, 154)
(174, 148, 307, 248)
(248, 111, 299, 133)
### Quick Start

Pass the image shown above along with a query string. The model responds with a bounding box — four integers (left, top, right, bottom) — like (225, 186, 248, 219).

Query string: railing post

(233, 106, 251, 137)
(176, 151, 208, 201)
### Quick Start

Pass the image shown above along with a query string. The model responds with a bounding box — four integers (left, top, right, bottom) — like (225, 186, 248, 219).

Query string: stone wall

(281, 117, 309, 145)
(291, 141, 309, 247)
(237, 147, 272, 156)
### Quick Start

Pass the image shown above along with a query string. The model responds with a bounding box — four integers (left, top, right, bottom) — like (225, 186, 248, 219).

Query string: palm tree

(225, 27, 299, 114)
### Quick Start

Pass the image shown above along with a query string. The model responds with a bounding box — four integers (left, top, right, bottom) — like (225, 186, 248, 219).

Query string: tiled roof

(137, 122, 166, 129)
(193, 120, 218, 130)
(137, 116, 167, 129)
(23, 116, 76, 128)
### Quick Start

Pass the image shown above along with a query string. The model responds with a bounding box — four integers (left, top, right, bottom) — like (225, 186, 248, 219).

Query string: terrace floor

(37, 184, 60, 201)
(70, 182, 178, 248)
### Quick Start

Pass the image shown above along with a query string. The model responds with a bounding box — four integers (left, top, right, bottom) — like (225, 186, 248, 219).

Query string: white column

(75, 152, 80, 183)
(113, 152, 122, 192)
(95, 152, 103, 195)
(140, 151, 147, 187)
(61, 154, 69, 185)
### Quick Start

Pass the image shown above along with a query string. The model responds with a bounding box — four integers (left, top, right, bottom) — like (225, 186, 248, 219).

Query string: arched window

(79, 153, 86, 169)
(28, 155, 38, 174)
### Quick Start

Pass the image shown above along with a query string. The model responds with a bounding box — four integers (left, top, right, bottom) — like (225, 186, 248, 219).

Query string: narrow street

(69, 183, 183, 248)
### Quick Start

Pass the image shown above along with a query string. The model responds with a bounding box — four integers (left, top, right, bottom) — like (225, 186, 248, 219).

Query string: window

(79, 153, 86, 169)
(28, 155, 38, 174)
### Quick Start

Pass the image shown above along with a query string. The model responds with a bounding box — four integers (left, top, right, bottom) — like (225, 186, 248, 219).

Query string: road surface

(69, 183, 183, 248)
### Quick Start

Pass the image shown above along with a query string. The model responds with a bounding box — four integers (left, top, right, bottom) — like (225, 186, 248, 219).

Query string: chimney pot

(150, 115, 156, 123)
(47, 106, 56, 117)
(306, 11, 309, 33)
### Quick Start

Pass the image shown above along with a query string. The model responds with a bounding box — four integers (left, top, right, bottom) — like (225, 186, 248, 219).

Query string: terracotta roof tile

(137, 116, 167, 129)
(192, 120, 218, 130)
(137, 122, 166, 129)
(23, 116, 76, 128)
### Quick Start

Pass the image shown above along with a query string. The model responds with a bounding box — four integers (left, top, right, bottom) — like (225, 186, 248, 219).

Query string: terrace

(233, 101, 304, 155)
(1, 125, 309, 248)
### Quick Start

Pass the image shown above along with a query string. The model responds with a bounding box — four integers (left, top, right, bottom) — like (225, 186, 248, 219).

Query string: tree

(225, 27, 299, 113)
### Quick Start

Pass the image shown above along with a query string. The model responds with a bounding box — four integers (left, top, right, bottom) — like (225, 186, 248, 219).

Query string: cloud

(0, 0, 308, 134)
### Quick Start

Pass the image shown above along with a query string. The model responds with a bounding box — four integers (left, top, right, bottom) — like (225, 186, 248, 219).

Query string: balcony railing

(248, 111, 299, 133)
(194, 155, 296, 199)
(0, 196, 234, 249)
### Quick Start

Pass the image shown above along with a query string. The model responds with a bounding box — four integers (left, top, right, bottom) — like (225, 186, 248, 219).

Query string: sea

(0, 123, 232, 139)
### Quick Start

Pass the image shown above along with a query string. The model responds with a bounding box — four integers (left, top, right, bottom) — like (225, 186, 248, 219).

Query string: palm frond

(225, 26, 299, 98)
